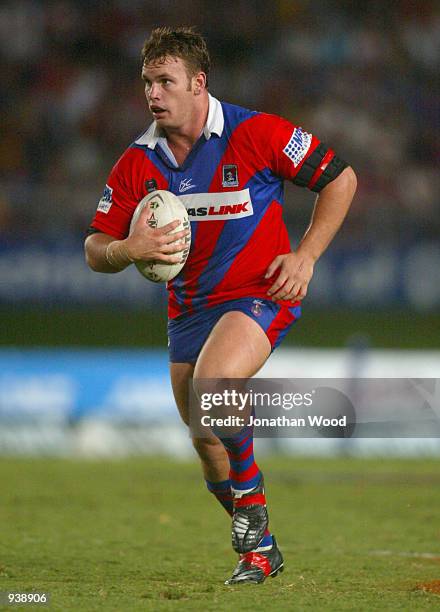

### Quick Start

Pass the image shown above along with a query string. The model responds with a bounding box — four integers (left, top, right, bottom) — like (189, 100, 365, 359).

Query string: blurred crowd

(0, 0, 439, 248)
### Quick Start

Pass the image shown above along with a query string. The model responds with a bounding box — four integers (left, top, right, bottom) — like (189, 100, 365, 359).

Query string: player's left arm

(266, 165, 357, 301)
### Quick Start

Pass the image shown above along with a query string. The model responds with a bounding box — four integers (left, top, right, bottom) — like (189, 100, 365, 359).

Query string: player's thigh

(194, 311, 271, 380)
(169, 362, 194, 426)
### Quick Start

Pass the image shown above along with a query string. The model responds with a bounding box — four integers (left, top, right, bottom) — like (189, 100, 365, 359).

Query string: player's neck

(164, 94, 209, 151)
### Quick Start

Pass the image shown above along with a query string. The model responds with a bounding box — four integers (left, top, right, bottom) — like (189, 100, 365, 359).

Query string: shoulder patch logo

(222, 164, 239, 188)
(283, 127, 312, 167)
(97, 184, 113, 214)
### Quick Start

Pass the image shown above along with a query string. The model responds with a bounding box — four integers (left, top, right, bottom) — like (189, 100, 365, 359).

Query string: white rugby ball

(129, 190, 191, 282)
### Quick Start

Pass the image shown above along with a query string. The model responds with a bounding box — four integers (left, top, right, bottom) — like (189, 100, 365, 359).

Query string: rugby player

(85, 26, 357, 585)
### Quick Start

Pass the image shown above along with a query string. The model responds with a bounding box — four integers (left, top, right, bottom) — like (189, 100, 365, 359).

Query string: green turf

(1, 308, 439, 348)
(1, 457, 440, 610)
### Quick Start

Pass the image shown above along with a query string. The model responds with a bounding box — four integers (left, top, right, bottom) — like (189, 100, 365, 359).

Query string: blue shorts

(168, 298, 301, 364)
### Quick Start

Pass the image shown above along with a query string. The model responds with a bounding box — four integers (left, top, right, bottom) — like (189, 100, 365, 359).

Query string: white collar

(135, 93, 224, 149)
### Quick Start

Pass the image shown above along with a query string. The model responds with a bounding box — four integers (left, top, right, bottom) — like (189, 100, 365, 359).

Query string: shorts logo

(283, 127, 312, 167)
(222, 164, 239, 187)
(97, 184, 113, 214)
(251, 299, 264, 317)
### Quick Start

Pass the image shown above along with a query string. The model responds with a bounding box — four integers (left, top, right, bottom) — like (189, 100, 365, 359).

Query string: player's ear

(193, 72, 206, 94)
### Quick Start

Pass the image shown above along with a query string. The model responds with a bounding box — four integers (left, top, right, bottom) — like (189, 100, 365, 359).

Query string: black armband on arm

(292, 142, 348, 193)
(311, 154, 348, 193)
(292, 143, 329, 188)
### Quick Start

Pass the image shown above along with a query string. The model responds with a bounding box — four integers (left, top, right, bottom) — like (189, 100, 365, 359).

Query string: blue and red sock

(221, 425, 261, 493)
(206, 478, 233, 515)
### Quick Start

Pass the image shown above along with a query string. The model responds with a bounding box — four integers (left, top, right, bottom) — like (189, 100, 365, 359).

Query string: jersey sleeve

(88, 147, 153, 240)
(88, 146, 168, 240)
(267, 115, 348, 192)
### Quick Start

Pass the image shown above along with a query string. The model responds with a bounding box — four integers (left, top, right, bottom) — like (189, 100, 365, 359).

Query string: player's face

(142, 56, 199, 130)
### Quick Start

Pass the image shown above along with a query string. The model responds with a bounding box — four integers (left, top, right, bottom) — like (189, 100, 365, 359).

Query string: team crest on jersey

(222, 164, 239, 187)
(283, 127, 312, 167)
(97, 184, 113, 214)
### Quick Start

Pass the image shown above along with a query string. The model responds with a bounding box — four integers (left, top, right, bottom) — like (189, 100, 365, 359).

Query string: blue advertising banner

(1, 348, 440, 457)
(0, 349, 176, 424)
(0, 242, 439, 309)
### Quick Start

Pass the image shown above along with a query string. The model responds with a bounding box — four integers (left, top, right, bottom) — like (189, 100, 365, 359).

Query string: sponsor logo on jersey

(222, 164, 239, 187)
(179, 189, 253, 221)
(179, 178, 196, 193)
(283, 127, 312, 167)
(97, 184, 113, 213)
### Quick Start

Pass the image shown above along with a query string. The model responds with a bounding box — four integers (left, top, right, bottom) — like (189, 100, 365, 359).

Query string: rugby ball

(129, 190, 191, 282)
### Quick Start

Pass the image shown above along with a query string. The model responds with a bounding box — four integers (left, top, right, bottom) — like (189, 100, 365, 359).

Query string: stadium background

(0, 0, 439, 455)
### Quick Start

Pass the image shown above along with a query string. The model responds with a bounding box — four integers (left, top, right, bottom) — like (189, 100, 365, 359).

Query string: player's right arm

(85, 205, 189, 273)
(84, 147, 189, 274)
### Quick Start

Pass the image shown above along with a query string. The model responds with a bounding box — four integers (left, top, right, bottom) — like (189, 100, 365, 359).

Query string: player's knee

(192, 375, 215, 407)
(192, 371, 238, 407)
(193, 359, 238, 382)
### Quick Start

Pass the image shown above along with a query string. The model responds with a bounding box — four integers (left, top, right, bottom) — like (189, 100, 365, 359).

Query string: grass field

(1, 457, 440, 611)
(1, 308, 439, 348)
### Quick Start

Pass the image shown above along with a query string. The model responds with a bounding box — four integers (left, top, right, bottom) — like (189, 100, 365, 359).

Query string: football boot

(225, 536, 284, 585)
(231, 477, 268, 554)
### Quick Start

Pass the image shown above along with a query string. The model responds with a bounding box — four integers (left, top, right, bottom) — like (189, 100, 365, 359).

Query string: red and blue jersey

(90, 95, 345, 319)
